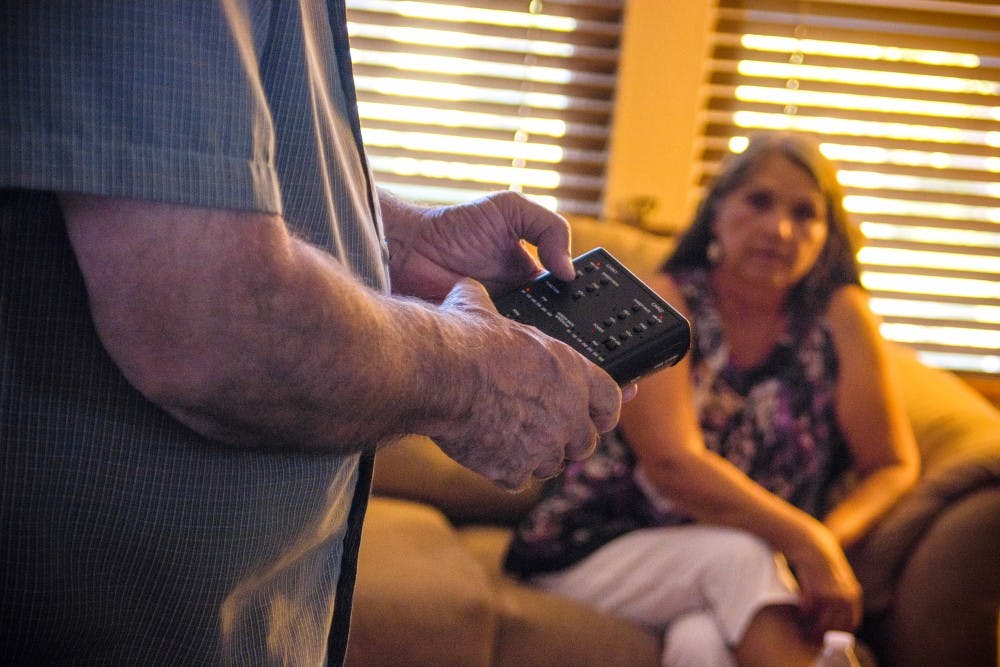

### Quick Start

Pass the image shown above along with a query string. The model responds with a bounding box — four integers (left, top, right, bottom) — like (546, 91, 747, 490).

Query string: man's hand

(384, 190, 575, 301)
(62, 194, 627, 481)
(419, 279, 623, 490)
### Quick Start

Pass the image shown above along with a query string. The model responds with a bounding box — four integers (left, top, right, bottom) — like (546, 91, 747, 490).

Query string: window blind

(699, 0, 1000, 374)
(344, 0, 625, 218)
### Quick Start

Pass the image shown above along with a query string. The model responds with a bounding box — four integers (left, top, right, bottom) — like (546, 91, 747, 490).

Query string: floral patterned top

(504, 269, 851, 577)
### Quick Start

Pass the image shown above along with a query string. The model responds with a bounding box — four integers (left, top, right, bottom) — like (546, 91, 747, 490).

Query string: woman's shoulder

(825, 283, 869, 314)
(649, 270, 699, 318)
(821, 285, 883, 350)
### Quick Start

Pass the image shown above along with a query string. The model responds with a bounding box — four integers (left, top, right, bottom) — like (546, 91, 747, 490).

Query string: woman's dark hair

(663, 131, 864, 318)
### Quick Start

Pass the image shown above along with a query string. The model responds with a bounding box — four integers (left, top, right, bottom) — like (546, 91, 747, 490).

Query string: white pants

(532, 525, 801, 667)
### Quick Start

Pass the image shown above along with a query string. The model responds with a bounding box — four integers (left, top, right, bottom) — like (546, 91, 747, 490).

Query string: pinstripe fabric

(1, 2, 385, 665)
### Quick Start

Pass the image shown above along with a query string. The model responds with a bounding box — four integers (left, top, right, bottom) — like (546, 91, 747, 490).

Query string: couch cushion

(345, 497, 497, 667)
(457, 525, 661, 667)
(371, 435, 542, 525)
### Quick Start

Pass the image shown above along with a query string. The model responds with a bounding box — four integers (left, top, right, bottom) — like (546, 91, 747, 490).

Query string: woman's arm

(621, 272, 861, 633)
(823, 286, 921, 548)
(620, 276, 831, 547)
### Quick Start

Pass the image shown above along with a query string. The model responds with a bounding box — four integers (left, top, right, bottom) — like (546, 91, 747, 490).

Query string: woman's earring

(706, 240, 722, 264)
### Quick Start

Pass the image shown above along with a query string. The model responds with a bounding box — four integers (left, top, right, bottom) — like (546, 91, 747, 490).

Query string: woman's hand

(786, 519, 863, 640)
(382, 190, 575, 301)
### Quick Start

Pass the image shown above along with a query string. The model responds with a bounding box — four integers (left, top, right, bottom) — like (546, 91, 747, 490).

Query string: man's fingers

(494, 471, 531, 493)
(535, 240, 575, 282)
(532, 218, 575, 282)
(563, 428, 599, 463)
(533, 452, 567, 480)
(588, 369, 623, 434)
(494, 192, 574, 282)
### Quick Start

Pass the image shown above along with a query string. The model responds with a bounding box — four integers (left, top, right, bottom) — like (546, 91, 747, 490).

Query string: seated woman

(504, 131, 920, 667)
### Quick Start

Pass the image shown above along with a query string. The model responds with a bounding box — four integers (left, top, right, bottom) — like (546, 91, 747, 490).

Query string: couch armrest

(881, 487, 1000, 667)
(851, 345, 1000, 611)
(850, 455, 1000, 613)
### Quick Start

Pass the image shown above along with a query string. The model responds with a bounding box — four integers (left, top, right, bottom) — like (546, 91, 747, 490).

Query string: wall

(602, 0, 717, 234)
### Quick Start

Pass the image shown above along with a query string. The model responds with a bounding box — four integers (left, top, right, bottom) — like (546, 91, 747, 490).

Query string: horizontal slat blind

(699, 0, 1000, 374)
(345, 0, 625, 218)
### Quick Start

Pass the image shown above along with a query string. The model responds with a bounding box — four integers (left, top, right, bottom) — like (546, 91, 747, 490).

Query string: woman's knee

(662, 611, 736, 667)
(696, 530, 801, 645)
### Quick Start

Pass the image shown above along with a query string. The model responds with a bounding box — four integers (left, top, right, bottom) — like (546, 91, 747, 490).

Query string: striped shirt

(1, 2, 384, 664)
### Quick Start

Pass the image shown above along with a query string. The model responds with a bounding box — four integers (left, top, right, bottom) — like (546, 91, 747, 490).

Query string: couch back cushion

(888, 343, 1000, 476)
(566, 216, 674, 280)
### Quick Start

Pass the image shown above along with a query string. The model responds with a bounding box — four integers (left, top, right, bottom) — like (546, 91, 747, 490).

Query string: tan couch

(345, 220, 1000, 667)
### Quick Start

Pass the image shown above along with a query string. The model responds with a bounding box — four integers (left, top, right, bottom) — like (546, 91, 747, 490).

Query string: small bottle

(814, 630, 862, 667)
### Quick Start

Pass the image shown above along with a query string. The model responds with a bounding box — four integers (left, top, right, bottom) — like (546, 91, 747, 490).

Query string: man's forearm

(62, 195, 472, 453)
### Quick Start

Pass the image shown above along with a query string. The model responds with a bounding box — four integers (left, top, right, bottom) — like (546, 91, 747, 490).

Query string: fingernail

(621, 383, 638, 402)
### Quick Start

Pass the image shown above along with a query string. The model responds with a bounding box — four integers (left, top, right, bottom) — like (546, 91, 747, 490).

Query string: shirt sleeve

(0, 1, 281, 214)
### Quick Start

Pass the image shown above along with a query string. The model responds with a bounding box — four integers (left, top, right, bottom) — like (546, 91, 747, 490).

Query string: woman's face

(711, 153, 829, 292)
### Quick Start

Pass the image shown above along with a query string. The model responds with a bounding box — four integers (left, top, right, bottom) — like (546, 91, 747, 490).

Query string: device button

(616, 310, 630, 320)
(572, 290, 585, 300)
(632, 322, 648, 334)
(604, 337, 621, 351)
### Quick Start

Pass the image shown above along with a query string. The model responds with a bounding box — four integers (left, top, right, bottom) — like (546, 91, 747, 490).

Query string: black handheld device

(492, 247, 690, 385)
